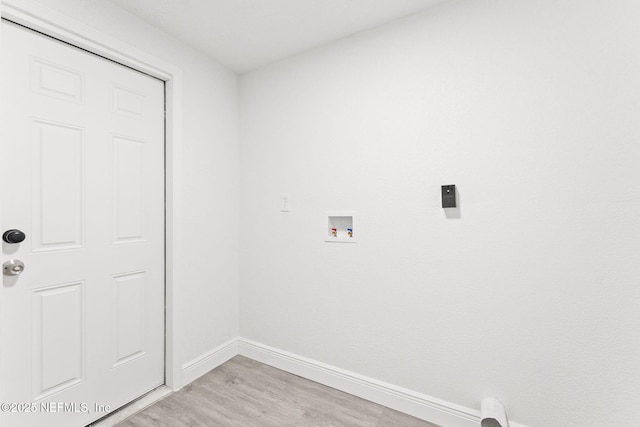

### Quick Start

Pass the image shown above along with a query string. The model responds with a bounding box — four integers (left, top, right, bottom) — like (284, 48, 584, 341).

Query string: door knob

(3, 260, 25, 276)
(3, 229, 26, 244)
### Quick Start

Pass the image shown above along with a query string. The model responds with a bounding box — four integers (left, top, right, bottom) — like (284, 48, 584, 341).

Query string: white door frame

(0, 0, 182, 396)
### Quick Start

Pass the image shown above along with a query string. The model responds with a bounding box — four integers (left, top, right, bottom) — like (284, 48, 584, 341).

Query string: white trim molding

(0, 0, 172, 79)
(237, 338, 529, 427)
(181, 338, 239, 387)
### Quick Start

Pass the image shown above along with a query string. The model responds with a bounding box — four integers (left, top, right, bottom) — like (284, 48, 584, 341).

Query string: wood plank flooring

(117, 356, 440, 427)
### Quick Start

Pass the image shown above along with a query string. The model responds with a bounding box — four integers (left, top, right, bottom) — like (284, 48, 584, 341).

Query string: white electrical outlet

(280, 194, 290, 212)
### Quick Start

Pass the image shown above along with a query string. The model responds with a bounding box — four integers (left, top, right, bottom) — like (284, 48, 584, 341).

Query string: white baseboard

(181, 337, 238, 386)
(237, 338, 528, 427)
(181, 337, 527, 427)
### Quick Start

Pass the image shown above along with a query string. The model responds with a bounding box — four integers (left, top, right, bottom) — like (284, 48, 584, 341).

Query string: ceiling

(108, 0, 447, 74)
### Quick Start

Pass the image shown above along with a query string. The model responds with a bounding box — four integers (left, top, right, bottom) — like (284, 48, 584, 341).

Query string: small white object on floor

(480, 397, 509, 427)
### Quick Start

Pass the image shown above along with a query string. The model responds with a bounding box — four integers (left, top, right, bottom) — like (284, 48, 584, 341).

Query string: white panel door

(1, 20, 165, 427)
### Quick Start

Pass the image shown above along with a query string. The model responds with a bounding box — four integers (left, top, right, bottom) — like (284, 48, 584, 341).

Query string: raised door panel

(31, 57, 84, 104)
(113, 271, 147, 367)
(32, 282, 85, 400)
(31, 119, 84, 252)
(113, 135, 146, 244)
(113, 86, 145, 118)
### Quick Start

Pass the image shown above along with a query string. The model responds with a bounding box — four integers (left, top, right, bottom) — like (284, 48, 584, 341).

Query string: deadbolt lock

(3, 229, 26, 244)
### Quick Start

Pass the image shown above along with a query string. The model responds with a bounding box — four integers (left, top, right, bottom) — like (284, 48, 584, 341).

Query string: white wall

(239, 0, 640, 426)
(12, 0, 241, 386)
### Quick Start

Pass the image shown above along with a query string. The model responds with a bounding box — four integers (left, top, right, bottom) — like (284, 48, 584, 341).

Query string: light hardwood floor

(117, 356, 440, 427)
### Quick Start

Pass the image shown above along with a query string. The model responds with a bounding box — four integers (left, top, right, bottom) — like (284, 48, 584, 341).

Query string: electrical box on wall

(442, 185, 456, 208)
(325, 212, 357, 243)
